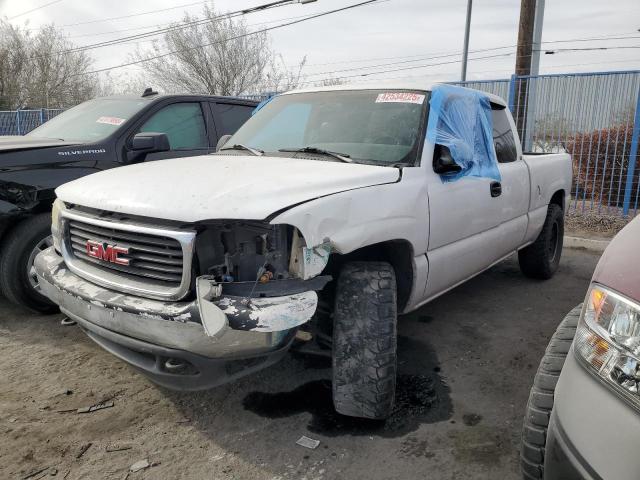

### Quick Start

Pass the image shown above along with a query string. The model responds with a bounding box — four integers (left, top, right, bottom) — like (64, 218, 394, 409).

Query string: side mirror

(433, 144, 462, 175)
(216, 134, 232, 152)
(131, 132, 170, 152)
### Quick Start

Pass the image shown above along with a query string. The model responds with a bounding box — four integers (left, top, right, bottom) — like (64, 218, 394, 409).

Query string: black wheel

(0, 213, 57, 313)
(519, 204, 564, 280)
(332, 261, 397, 419)
(520, 305, 581, 480)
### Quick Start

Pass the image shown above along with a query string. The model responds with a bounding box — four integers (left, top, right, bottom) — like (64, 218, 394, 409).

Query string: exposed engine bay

(195, 221, 292, 283)
(194, 221, 331, 288)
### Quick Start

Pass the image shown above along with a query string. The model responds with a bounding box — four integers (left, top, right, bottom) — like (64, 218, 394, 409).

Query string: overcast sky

(1, 0, 638, 87)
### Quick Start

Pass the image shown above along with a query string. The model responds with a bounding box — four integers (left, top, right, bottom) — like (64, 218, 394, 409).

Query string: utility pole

(514, 0, 536, 140)
(460, 0, 473, 81)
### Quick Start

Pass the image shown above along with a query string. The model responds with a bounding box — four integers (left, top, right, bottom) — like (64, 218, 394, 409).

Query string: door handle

(490, 181, 502, 197)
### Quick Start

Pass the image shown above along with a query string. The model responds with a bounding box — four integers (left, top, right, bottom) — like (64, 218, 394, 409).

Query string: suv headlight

(51, 199, 64, 253)
(575, 284, 640, 406)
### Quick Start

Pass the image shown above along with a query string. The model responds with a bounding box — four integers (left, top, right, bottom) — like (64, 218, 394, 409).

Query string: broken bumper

(35, 247, 322, 390)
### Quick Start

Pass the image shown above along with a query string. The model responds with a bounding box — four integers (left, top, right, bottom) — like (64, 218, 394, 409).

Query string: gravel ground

(1, 249, 600, 480)
(566, 208, 636, 238)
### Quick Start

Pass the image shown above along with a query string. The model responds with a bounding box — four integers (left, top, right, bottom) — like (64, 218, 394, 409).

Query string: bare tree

(0, 20, 98, 109)
(134, 4, 304, 96)
(0, 22, 30, 109)
(27, 25, 96, 108)
(95, 71, 150, 97)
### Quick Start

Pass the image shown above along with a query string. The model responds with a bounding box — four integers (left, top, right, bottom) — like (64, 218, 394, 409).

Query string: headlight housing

(51, 198, 64, 253)
(575, 284, 640, 406)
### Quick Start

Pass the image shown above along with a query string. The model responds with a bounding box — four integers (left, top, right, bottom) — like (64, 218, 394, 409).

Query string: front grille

(67, 220, 184, 285)
(60, 208, 196, 301)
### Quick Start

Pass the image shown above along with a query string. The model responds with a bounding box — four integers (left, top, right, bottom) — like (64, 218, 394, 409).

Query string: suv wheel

(332, 261, 397, 419)
(521, 305, 581, 479)
(0, 214, 57, 313)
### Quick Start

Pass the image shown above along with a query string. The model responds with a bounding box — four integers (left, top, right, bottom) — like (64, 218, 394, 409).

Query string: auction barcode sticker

(96, 116, 126, 126)
(375, 92, 425, 104)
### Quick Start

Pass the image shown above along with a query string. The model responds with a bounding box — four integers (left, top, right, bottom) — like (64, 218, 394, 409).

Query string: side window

(139, 103, 207, 150)
(213, 103, 254, 136)
(491, 108, 518, 163)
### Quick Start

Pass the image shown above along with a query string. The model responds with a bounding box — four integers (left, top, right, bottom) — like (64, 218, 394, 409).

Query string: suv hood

(592, 215, 640, 302)
(0, 136, 79, 152)
(56, 154, 400, 222)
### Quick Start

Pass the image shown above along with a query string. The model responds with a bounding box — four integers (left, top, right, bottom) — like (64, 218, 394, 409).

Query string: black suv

(0, 90, 258, 312)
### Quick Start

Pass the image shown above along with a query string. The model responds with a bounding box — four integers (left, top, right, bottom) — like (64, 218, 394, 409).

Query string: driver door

(423, 159, 504, 300)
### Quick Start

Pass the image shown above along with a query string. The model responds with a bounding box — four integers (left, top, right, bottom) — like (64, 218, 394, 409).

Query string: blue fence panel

(452, 71, 640, 218)
(0, 108, 65, 136)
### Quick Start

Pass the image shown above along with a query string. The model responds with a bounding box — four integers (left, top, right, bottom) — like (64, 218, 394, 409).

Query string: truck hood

(0, 136, 79, 152)
(56, 154, 401, 222)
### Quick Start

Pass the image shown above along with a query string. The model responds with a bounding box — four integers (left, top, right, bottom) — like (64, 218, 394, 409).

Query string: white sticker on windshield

(96, 116, 126, 126)
(376, 92, 425, 104)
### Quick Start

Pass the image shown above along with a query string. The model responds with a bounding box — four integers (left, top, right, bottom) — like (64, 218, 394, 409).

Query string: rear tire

(0, 214, 57, 314)
(332, 261, 397, 420)
(519, 204, 564, 280)
(520, 305, 581, 479)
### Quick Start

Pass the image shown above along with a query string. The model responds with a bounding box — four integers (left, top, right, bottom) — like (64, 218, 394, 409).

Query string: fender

(270, 167, 429, 256)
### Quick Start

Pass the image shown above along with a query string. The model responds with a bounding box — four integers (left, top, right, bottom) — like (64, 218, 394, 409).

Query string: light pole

(460, 0, 473, 81)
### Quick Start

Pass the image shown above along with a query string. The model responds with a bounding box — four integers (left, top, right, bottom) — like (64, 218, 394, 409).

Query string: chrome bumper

(35, 247, 320, 389)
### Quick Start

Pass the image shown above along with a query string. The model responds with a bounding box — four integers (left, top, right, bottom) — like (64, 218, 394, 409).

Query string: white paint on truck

(53, 81, 572, 319)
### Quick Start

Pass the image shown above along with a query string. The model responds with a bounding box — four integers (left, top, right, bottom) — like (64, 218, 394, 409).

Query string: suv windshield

(227, 90, 428, 165)
(27, 98, 149, 143)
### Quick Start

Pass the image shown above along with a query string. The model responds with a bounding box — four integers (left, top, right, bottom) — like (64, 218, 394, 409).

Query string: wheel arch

(550, 189, 565, 211)
(325, 239, 414, 312)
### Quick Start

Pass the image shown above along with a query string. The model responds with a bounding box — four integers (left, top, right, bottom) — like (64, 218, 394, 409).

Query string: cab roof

(283, 80, 508, 108)
(93, 93, 259, 106)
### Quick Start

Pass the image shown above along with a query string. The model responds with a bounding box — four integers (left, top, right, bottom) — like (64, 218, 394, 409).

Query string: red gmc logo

(85, 240, 130, 266)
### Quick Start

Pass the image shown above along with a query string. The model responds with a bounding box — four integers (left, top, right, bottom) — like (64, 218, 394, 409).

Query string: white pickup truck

(35, 82, 572, 419)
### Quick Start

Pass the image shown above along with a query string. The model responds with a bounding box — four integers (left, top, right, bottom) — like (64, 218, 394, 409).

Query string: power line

(265, 48, 640, 88)
(65, 12, 316, 39)
(59, 1, 209, 28)
(542, 45, 640, 53)
(291, 33, 640, 70)
(8, 0, 63, 20)
(73, 0, 388, 77)
(298, 43, 640, 79)
(26, 0, 309, 61)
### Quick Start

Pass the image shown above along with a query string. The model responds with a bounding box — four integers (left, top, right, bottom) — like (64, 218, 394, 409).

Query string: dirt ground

(1, 249, 600, 480)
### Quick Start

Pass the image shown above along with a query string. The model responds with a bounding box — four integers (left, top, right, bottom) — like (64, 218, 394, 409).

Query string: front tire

(519, 204, 564, 280)
(332, 261, 397, 419)
(520, 305, 580, 479)
(0, 213, 57, 313)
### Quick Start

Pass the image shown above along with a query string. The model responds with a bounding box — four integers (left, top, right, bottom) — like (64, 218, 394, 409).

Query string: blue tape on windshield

(252, 95, 276, 116)
(426, 84, 500, 183)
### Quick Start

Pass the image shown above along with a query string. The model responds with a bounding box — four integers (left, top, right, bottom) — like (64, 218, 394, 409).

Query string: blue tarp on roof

(426, 84, 500, 182)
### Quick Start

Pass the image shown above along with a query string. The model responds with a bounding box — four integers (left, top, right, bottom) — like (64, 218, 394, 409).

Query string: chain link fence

(0, 109, 64, 136)
(452, 70, 640, 218)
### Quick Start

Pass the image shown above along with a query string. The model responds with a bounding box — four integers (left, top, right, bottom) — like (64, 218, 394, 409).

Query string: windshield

(27, 98, 149, 142)
(227, 90, 428, 165)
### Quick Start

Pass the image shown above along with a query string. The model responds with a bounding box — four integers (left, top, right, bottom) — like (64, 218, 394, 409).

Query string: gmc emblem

(85, 240, 130, 266)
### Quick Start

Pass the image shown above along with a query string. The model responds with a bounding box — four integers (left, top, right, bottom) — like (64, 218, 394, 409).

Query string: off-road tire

(0, 213, 57, 313)
(332, 261, 397, 419)
(519, 204, 564, 280)
(520, 304, 581, 479)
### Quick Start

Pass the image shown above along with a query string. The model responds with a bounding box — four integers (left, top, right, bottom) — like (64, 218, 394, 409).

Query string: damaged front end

(193, 220, 331, 332)
(35, 204, 333, 390)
